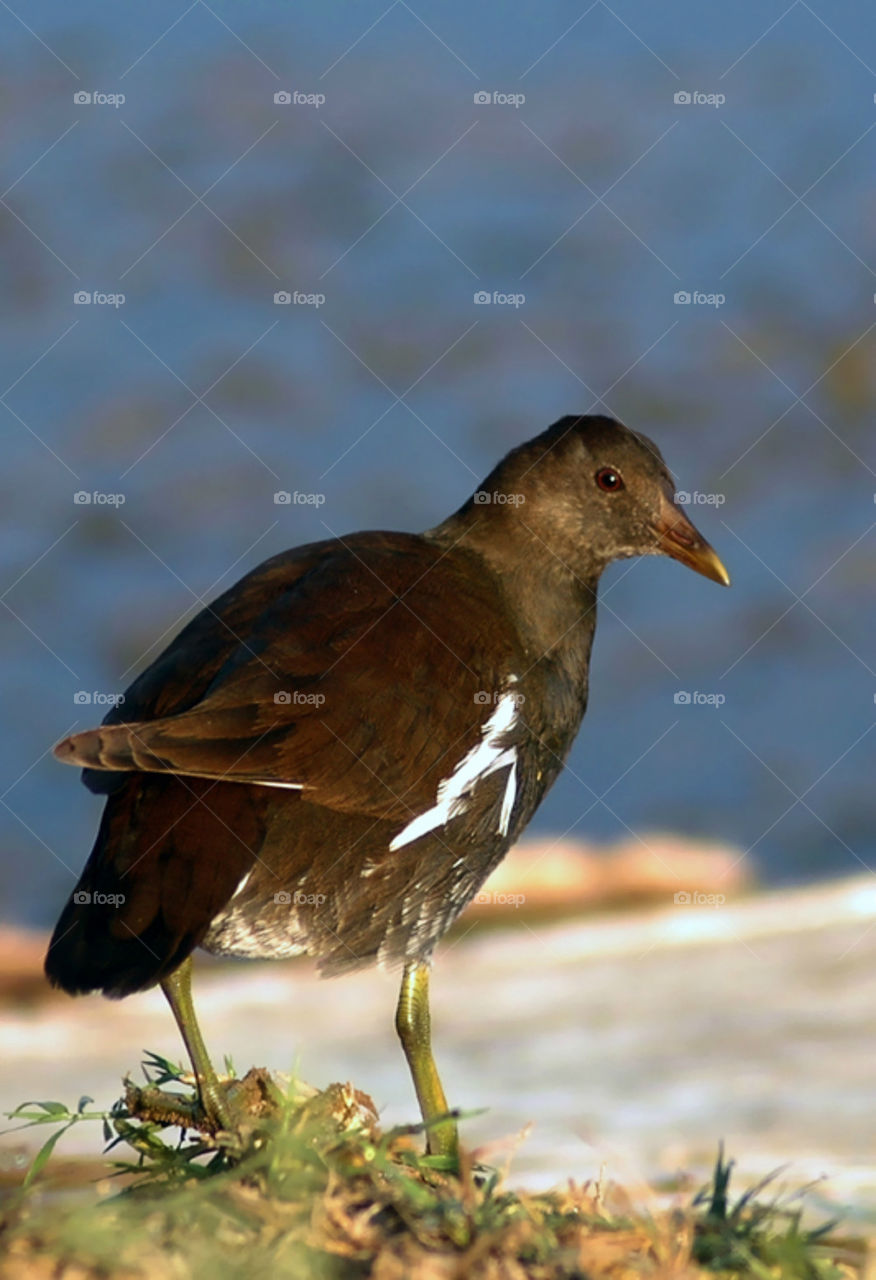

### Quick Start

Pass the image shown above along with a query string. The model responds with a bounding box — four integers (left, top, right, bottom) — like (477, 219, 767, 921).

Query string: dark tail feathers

(45, 774, 260, 998)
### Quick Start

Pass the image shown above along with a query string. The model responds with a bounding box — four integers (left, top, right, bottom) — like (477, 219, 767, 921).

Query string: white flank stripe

(231, 869, 252, 899)
(499, 757, 517, 834)
(389, 691, 519, 852)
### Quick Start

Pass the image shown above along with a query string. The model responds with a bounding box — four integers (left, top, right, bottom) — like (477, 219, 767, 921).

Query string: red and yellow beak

(652, 494, 730, 586)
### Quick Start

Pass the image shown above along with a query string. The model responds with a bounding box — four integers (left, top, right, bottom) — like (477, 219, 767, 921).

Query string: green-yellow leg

(161, 956, 233, 1132)
(395, 959, 459, 1167)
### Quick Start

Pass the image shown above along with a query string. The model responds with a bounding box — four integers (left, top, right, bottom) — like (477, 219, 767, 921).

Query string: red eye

(595, 467, 624, 492)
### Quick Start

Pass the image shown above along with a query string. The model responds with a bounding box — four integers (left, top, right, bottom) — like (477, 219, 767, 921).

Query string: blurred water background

(1, 0, 875, 927)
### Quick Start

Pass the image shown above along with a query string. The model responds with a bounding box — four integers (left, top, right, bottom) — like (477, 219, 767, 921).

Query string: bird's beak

(652, 493, 730, 587)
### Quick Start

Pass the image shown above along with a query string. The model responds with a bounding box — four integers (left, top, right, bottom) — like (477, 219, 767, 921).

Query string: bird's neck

(427, 510, 600, 690)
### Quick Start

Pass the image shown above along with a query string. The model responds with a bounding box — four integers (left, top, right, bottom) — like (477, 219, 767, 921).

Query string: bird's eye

(595, 467, 624, 493)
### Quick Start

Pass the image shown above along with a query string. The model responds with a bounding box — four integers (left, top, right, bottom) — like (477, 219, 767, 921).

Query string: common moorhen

(46, 414, 729, 1163)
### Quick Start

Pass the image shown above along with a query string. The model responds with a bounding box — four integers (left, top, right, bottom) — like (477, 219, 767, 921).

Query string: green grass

(0, 1056, 865, 1280)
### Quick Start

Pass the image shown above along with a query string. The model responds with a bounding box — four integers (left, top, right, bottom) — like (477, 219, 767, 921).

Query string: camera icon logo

(674, 91, 691, 105)
(74, 291, 92, 305)
(473, 91, 491, 105)
(73, 890, 92, 904)
(273, 290, 291, 304)
(73, 490, 92, 505)
(674, 291, 691, 305)
(674, 691, 691, 704)
(274, 690, 292, 704)
(674, 491, 691, 505)
(74, 691, 92, 704)
(73, 91, 92, 105)
(273, 491, 291, 505)
(473, 490, 491, 504)
(673, 890, 692, 904)
(274, 890, 292, 904)
(473, 690, 490, 704)
(274, 91, 292, 105)
(473, 290, 491, 304)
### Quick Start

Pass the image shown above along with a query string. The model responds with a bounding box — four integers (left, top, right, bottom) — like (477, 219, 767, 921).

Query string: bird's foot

(125, 1066, 285, 1139)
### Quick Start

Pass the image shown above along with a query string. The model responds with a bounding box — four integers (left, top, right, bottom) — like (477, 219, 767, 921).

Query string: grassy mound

(0, 1055, 863, 1280)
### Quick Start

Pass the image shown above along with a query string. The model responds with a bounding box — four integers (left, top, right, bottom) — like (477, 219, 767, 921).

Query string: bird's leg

(160, 956, 233, 1132)
(395, 959, 458, 1167)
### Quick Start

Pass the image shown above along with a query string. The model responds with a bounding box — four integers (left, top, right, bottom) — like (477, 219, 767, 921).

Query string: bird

(46, 414, 729, 1166)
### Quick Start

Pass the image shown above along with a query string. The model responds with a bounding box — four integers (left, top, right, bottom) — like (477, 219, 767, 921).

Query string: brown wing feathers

(54, 711, 300, 784)
(47, 533, 519, 996)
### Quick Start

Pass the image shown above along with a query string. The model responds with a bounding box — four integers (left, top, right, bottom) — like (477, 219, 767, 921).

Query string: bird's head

(455, 414, 730, 589)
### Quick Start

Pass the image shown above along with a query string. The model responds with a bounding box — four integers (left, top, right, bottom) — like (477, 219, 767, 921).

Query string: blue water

(2, 1, 875, 923)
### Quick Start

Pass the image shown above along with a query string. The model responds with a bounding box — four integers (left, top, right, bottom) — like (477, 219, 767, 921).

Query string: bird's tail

(45, 773, 260, 998)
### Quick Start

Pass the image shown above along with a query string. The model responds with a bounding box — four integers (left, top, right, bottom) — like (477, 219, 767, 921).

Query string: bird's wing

(59, 534, 523, 822)
(79, 537, 338, 794)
